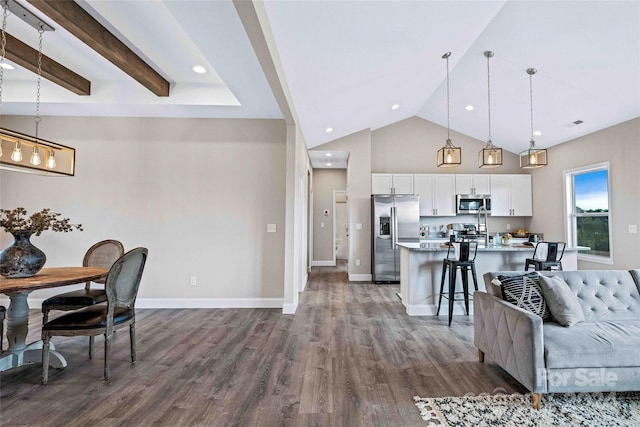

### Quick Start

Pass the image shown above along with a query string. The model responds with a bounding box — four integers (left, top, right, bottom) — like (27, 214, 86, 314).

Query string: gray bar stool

(437, 237, 479, 326)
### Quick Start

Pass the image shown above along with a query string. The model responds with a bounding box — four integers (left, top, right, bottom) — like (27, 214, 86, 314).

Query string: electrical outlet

(630, 225, 638, 234)
(356, 259, 361, 266)
(190, 276, 197, 286)
(267, 224, 277, 233)
(320, 222, 324, 228)
(356, 223, 363, 230)
(506, 224, 511, 231)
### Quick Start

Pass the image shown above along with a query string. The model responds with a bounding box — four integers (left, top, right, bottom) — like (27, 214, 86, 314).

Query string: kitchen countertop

(396, 242, 589, 252)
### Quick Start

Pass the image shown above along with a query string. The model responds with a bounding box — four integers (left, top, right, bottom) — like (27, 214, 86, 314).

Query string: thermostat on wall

(323, 210, 330, 216)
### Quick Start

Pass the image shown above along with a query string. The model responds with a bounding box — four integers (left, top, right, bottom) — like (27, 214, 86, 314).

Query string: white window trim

(563, 161, 613, 265)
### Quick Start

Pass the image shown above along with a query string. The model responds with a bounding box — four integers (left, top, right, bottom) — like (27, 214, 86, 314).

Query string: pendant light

(478, 51, 502, 168)
(519, 68, 548, 168)
(437, 52, 461, 167)
(29, 27, 44, 166)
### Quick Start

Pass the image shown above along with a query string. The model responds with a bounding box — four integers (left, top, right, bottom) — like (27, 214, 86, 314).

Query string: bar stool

(437, 238, 479, 326)
(525, 242, 566, 271)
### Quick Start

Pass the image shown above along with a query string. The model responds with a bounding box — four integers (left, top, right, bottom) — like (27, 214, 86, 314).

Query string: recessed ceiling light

(465, 105, 474, 111)
(1, 63, 14, 70)
(192, 65, 207, 74)
(325, 153, 332, 157)
(391, 104, 400, 110)
(533, 130, 542, 136)
(326, 163, 332, 167)
(325, 127, 333, 133)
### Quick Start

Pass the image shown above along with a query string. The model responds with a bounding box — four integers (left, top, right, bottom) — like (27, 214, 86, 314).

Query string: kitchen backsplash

(419, 215, 528, 237)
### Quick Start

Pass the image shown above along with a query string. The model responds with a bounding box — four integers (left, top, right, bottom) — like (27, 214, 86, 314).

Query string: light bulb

(11, 142, 23, 162)
(488, 153, 494, 164)
(446, 151, 453, 164)
(46, 150, 56, 169)
(0, 142, 3, 158)
(530, 153, 536, 165)
(30, 146, 42, 165)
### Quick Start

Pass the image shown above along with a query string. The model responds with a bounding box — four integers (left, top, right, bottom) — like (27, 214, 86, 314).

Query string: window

(564, 162, 612, 264)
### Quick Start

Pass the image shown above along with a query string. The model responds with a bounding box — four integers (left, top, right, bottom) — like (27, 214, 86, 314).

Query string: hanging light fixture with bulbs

(437, 52, 461, 167)
(478, 50, 502, 168)
(0, 6, 76, 176)
(519, 68, 548, 168)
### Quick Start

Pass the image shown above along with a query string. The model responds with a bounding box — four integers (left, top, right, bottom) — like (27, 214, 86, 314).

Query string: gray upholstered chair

(0, 305, 6, 352)
(42, 239, 124, 357)
(41, 247, 148, 384)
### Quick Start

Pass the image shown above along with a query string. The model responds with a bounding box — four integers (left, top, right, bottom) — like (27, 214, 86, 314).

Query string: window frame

(563, 161, 613, 265)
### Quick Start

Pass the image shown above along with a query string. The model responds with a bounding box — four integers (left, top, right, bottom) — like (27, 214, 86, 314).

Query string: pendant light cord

(445, 53, 450, 141)
(35, 27, 43, 140)
(0, 4, 8, 126)
(486, 53, 492, 143)
(529, 69, 535, 148)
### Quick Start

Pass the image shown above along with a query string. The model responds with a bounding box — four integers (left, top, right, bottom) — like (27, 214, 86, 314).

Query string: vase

(0, 231, 47, 278)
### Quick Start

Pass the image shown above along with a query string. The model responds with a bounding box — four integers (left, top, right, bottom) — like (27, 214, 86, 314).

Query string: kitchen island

(396, 242, 585, 316)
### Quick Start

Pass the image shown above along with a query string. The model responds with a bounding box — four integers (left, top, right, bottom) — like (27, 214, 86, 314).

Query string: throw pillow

(498, 272, 551, 320)
(538, 274, 585, 327)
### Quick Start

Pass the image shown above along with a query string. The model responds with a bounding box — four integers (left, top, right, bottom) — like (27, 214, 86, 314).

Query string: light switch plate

(356, 223, 363, 230)
(630, 225, 638, 234)
(267, 224, 277, 233)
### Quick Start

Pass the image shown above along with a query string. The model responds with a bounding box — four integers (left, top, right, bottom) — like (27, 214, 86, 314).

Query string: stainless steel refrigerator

(371, 194, 420, 283)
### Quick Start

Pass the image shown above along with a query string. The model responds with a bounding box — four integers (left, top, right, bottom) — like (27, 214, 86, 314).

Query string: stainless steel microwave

(456, 194, 491, 214)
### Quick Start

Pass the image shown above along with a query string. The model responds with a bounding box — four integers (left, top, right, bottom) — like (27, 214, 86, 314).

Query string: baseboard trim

(282, 302, 298, 314)
(0, 297, 288, 310)
(312, 260, 335, 267)
(348, 274, 372, 282)
(404, 302, 474, 317)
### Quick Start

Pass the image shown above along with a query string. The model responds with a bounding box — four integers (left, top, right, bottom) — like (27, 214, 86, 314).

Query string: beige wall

(0, 116, 288, 306)
(527, 117, 640, 270)
(312, 169, 347, 263)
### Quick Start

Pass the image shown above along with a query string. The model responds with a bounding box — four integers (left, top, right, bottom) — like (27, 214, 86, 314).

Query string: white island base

(397, 242, 582, 316)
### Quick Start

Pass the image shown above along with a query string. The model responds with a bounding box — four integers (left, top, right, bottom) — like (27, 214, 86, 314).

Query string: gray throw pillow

(498, 272, 551, 320)
(538, 275, 585, 327)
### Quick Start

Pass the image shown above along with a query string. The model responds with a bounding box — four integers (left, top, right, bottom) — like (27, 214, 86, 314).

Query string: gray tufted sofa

(474, 270, 640, 408)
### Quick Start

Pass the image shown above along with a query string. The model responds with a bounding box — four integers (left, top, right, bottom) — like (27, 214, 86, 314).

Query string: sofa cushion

(539, 275, 585, 327)
(498, 272, 551, 320)
(539, 271, 640, 321)
(544, 320, 640, 369)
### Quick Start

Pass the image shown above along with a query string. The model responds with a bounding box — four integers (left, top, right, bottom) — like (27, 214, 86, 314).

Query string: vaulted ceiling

(2, 1, 638, 159)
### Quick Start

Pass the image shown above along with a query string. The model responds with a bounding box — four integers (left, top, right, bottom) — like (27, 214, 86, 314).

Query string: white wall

(527, 118, 640, 270)
(0, 116, 288, 307)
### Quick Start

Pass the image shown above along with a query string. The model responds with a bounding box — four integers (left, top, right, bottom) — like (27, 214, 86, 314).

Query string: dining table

(0, 267, 108, 372)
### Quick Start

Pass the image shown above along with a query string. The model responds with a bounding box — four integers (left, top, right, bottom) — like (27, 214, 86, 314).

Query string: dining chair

(0, 305, 6, 352)
(41, 247, 148, 384)
(524, 241, 566, 271)
(42, 239, 124, 357)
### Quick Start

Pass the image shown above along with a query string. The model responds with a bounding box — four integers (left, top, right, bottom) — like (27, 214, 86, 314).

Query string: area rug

(414, 391, 640, 427)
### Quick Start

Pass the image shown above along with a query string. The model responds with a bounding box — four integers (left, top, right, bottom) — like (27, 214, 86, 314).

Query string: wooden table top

(0, 267, 108, 293)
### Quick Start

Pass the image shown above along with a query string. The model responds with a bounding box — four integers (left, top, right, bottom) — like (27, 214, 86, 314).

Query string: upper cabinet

(413, 174, 456, 217)
(371, 173, 414, 195)
(455, 174, 491, 195)
(490, 174, 532, 216)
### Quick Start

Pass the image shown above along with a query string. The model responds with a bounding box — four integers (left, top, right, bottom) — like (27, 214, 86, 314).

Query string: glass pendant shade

(437, 139, 461, 167)
(10, 141, 22, 162)
(519, 140, 548, 168)
(479, 141, 502, 168)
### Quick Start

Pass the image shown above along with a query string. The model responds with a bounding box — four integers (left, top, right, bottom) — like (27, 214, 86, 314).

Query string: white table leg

(0, 290, 67, 372)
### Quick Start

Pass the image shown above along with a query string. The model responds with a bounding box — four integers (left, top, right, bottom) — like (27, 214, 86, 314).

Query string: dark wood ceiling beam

(27, 0, 170, 97)
(5, 32, 91, 96)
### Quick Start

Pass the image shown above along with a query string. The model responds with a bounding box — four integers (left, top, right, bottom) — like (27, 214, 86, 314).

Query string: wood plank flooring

(0, 262, 525, 426)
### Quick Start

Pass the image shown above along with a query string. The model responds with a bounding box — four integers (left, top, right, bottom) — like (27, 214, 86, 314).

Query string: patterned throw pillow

(498, 272, 551, 320)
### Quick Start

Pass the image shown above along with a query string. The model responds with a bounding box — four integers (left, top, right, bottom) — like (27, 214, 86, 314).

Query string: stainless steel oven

(456, 194, 491, 214)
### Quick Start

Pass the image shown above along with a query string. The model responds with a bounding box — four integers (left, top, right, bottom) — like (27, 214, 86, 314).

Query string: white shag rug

(414, 392, 640, 427)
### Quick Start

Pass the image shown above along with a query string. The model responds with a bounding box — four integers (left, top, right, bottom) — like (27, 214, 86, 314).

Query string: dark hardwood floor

(0, 262, 524, 426)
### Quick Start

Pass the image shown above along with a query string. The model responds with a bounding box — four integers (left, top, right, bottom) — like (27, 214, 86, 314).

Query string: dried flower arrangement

(0, 207, 83, 236)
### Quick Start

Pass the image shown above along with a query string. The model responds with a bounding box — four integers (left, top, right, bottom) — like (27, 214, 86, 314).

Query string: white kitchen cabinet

(490, 174, 532, 216)
(455, 174, 491, 195)
(414, 174, 456, 216)
(371, 173, 414, 194)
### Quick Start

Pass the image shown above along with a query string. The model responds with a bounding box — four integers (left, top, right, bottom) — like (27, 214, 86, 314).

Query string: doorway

(334, 190, 348, 262)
